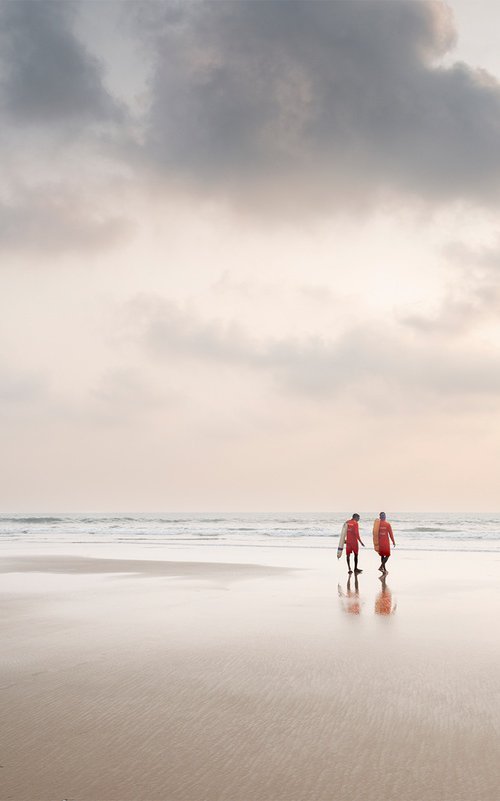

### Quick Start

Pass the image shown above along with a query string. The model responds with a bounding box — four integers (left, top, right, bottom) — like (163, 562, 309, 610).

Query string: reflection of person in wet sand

(338, 574, 361, 615)
(375, 574, 397, 615)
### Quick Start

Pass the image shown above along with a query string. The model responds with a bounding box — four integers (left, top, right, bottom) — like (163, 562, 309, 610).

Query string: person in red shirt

(377, 512, 395, 574)
(345, 513, 365, 574)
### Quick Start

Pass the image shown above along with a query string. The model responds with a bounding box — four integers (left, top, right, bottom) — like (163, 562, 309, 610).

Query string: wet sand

(0, 545, 499, 800)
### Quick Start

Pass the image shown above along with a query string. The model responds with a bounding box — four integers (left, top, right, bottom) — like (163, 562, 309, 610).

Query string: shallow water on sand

(0, 545, 499, 800)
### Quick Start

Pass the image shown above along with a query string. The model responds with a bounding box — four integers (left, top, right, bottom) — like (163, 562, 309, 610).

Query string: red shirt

(378, 521, 394, 543)
(346, 519, 361, 548)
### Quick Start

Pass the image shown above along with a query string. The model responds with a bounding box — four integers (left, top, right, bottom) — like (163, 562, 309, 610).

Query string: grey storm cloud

(3, 0, 500, 249)
(0, 3, 130, 255)
(3, 1, 500, 221)
(126, 296, 500, 402)
(138, 0, 500, 212)
(0, 1, 121, 125)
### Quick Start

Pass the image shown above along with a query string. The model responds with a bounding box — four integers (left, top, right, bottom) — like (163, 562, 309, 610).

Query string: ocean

(0, 512, 499, 552)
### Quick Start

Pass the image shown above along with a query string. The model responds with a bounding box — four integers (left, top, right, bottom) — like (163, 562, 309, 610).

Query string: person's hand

(361, 541, 365, 547)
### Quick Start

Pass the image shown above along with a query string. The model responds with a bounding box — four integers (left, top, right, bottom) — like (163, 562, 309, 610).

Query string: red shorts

(378, 536, 390, 557)
(346, 544, 358, 556)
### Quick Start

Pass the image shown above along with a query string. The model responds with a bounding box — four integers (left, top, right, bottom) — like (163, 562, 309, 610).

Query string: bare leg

(354, 553, 362, 573)
(347, 553, 352, 573)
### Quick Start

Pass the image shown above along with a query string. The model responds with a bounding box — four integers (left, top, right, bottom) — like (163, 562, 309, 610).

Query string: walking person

(374, 512, 395, 574)
(345, 513, 365, 575)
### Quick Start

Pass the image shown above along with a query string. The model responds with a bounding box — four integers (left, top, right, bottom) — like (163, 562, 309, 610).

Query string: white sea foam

(0, 512, 499, 551)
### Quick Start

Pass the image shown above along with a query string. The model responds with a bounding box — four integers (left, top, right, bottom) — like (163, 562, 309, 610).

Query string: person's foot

(348, 569, 353, 574)
(378, 565, 384, 571)
(354, 568, 362, 574)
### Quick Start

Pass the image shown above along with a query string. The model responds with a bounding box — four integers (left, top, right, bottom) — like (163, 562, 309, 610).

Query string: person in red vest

(377, 512, 396, 574)
(345, 513, 365, 574)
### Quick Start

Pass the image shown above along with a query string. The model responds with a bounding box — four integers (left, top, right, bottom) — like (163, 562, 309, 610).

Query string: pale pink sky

(1, 1, 500, 511)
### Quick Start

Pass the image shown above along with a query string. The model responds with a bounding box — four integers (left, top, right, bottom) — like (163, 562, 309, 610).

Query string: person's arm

(357, 523, 365, 547)
(388, 523, 395, 546)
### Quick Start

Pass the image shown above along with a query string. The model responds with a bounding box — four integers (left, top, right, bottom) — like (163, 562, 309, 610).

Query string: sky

(1, 0, 500, 512)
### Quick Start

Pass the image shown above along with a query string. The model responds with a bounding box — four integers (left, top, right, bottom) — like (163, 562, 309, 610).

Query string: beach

(0, 541, 499, 801)
(4, 0, 500, 798)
